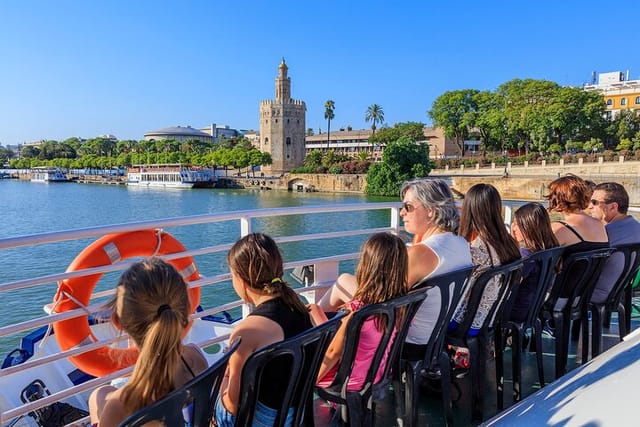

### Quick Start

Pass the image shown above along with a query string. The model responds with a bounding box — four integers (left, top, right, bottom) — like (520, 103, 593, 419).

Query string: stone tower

(259, 59, 306, 175)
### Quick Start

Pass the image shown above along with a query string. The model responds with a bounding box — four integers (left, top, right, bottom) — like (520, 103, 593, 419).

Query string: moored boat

(30, 168, 69, 183)
(126, 164, 215, 188)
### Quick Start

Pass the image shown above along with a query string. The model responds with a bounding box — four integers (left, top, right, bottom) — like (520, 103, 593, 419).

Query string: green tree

(324, 100, 335, 149)
(429, 89, 479, 156)
(304, 150, 323, 167)
(365, 104, 384, 135)
(616, 138, 632, 151)
(369, 122, 425, 145)
(365, 137, 431, 196)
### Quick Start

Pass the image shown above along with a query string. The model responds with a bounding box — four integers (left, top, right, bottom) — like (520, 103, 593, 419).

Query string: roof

(144, 126, 211, 137)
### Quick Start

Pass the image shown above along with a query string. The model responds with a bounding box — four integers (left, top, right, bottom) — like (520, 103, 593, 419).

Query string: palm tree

(365, 104, 384, 135)
(324, 100, 335, 149)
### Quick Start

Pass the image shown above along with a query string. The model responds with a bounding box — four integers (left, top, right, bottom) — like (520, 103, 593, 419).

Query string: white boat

(2, 201, 639, 426)
(126, 164, 215, 188)
(30, 168, 69, 183)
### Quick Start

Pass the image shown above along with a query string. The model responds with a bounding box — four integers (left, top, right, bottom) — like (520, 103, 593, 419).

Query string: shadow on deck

(313, 313, 639, 426)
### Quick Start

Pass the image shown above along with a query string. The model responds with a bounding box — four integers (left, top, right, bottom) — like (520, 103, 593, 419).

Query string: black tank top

(556, 221, 609, 297)
(248, 297, 313, 409)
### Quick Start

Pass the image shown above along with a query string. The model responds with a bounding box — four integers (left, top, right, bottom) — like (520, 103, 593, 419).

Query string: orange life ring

(52, 229, 201, 377)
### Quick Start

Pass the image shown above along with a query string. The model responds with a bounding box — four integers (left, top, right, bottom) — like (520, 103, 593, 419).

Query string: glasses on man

(590, 199, 613, 206)
(401, 202, 418, 212)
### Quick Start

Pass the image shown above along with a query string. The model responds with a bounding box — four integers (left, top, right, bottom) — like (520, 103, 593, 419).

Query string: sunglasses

(401, 202, 418, 212)
(590, 199, 613, 206)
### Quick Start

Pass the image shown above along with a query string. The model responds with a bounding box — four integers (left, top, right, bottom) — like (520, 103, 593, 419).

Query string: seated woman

(546, 175, 609, 307)
(89, 257, 208, 427)
(318, 179, 472, 359)
(215, 233, 313, 427)
(309, 232, 408, 390)
(509, 202, 560, 322)
(547, 175, 608, 250)
(450, 183, 521, 336)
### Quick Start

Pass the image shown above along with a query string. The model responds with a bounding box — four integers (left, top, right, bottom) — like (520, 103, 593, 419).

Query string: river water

(0, 180, 394, 354)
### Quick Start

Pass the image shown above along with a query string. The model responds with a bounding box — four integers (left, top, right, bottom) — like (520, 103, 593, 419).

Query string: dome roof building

(143, 126, 213, 143)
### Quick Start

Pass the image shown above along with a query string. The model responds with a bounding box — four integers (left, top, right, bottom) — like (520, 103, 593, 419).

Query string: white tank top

(406, 232, 472, 345)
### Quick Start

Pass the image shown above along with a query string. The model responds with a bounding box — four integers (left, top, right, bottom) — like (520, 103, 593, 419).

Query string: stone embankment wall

(224, 173, 367, 193)
(430, 158, 640, 205)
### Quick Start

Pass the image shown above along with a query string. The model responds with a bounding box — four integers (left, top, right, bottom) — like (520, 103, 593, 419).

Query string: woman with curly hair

(547, 174, 608, 248)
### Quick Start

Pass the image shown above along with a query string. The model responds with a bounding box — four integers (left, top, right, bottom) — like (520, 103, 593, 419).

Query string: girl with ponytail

(89, 257, 207, 427)
(215, 233, 313, 427)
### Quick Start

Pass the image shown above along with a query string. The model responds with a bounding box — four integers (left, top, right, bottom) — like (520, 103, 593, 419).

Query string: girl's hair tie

(157, 304, 171, 316)
(271, 277, 283, 284)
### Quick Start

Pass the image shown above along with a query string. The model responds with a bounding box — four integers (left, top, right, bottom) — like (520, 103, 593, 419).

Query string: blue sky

(1, 0, 639, 146)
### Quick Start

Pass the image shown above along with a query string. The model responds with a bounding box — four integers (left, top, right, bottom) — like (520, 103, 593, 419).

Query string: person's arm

(317, 273, 357, 311)
(92, 392, 127, 427)
(308, 303, 329, 326)
(220, 317, 281, 415)
(317, 311, 353, 381)
(407, 244, 438, 287)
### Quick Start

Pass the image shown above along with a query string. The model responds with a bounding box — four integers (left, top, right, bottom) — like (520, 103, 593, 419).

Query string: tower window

(265, 138, 269, 144)
(275, 119, 278, 123)
(286, 137, 291, 145)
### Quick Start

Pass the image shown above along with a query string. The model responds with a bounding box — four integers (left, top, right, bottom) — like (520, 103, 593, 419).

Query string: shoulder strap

(180, 355, 196, 379)
(556, 221, 585, 242)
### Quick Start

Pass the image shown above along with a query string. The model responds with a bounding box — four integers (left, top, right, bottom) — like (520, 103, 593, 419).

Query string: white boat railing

(0, 202, 401, 425)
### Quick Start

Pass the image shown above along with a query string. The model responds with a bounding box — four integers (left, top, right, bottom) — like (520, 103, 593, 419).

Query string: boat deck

(313, 311, 639, 426)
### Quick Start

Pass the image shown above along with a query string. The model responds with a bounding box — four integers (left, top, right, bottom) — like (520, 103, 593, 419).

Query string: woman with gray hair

(318, 179, 472, 358)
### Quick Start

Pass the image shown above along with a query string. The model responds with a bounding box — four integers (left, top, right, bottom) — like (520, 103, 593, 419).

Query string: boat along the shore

(1, 201, 638, 426)
(126, 164, 215, 188)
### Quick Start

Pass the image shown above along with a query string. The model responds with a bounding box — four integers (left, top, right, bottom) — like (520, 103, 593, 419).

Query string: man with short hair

(590, 182, 640, 303)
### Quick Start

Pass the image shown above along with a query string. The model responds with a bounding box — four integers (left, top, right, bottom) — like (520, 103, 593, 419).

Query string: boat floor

(313, 313, 639, 426)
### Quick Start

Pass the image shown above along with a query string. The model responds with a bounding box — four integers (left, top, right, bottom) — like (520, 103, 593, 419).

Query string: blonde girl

(89, 257, 207, 427)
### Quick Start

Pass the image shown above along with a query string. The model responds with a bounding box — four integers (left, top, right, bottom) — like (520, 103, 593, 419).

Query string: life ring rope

(52, 229, 201, 377)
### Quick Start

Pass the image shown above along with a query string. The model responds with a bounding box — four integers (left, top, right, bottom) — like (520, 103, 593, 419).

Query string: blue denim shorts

(214, 394, 294, 427)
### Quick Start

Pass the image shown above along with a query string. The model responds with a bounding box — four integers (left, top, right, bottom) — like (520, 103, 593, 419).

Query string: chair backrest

(234, 313, 345, 427)
(544, 247, 612, 313)
(119, 338, 241, 427)
(518, 246, 566, 326)
(449, 258, 524, 338)
(323, 291, 427, 399)
(601, 242, 640, 308)
(411, 266, 475, 368)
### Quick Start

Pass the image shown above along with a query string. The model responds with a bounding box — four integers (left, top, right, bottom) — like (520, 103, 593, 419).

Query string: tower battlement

(259, 59, 307, 175)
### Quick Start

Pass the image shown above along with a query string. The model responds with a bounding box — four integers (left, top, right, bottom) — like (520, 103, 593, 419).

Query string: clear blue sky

(2, 0, 639, 146)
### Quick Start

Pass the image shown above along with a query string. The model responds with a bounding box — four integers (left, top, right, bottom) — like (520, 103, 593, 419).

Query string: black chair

(539, 247, 611, 379)
(494, 246, 565, 408)
(589, 243, 640, 357)
(119, 338, 240, 427)
(234, 312, 345, 427)
(624, 261, 640, 334)
(394, 266, 475, 427)
(315, 291, 428, 426)
(445, 258, 524, 422)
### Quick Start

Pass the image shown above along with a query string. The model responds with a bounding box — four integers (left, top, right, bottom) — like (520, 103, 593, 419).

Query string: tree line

(5, 136, 272, 174)
(429, 78, 640, 156)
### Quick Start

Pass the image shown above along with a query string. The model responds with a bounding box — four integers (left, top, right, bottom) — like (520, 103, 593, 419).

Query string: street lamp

(502, 143, 509, 178)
